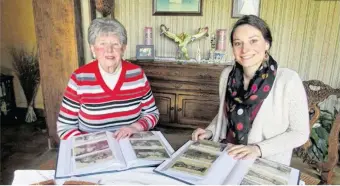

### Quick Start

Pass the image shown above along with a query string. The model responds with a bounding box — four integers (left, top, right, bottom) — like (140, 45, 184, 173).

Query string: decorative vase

(216, 29, 227, 51)
(144, 27, 153, 45)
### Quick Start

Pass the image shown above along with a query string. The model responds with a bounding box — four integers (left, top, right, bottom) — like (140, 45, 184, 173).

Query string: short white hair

(88, 18, 127, 45)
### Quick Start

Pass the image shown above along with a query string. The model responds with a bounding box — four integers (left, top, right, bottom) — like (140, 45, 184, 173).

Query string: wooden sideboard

(130, 59, 229, 129)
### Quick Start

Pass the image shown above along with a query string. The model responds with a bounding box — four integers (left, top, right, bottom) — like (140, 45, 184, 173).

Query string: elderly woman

(57, 18, 159, 140)
(192, 15, 309, 166)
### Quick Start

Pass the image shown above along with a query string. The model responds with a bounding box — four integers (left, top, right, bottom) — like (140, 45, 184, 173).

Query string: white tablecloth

(12, 168, 305, 185)
(12, 168, 185, 185)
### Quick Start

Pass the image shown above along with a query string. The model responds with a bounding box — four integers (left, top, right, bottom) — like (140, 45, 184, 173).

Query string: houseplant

(10, 48, 40, 123)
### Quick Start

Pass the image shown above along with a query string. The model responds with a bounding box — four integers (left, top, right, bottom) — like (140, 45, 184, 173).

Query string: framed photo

(232, 0, 260, 18)
(136, 45, 155, 61)
(153, 0, 202, 16)
(214, 51, 226, 61)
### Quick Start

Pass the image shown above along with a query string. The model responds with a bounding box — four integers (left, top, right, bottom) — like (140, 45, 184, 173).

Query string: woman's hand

(227, 144, 262, 160)
(192, 128, 213, 141)
(113, 123, 143, 140)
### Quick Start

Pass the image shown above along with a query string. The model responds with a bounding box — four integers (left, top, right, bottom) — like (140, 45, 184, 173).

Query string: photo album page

(55, 131, 174, 179)
(154, 140, 300, 185)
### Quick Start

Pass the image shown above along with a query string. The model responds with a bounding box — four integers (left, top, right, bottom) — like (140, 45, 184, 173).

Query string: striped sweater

(57, 60, 159, 140)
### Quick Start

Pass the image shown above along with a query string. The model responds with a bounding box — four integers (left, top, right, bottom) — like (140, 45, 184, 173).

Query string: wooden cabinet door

(177, 94, 219, 128)
(153, 92, 176, 125)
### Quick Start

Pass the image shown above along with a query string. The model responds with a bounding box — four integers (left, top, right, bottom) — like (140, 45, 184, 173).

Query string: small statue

(209, 34, 217, 61)
(210, 34, 216, 50)
(196, 46, 201, 63)
(160, 24, 209, 60)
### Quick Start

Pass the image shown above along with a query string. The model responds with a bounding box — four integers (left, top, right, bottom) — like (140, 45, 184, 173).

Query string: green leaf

(312, 145, 323, 161)
(321, 120, 332, 131)
(316, 138, 328, 155)
(319, 110, 334, 121)
(315, 127, 329, 141)
(310, 129, 319, 142)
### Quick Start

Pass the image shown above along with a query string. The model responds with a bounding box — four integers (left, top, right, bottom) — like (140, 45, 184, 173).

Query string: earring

(92, 53, 96, 59)
(264, 51, 269, 61)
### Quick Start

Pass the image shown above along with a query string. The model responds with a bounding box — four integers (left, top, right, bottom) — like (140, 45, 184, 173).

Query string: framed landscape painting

(153, 0, 203, 16)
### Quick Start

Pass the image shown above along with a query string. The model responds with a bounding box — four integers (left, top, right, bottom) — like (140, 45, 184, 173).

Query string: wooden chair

(295, 80, 340, 184)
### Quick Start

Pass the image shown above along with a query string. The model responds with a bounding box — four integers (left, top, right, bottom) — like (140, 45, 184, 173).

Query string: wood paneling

(115, 0, 340, 88)
(32, 0, 80, 143)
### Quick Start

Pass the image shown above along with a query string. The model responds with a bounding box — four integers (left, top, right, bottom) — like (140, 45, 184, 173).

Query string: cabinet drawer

(150, 80, 219, 94)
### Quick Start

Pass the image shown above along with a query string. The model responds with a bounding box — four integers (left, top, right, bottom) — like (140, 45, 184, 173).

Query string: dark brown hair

(230, 15, 273, 48)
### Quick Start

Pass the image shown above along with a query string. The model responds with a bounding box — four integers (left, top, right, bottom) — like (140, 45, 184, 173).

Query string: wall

(114, 0, 340, 88)
(1, 0, 339, 111)
(1, 0, 44, 108)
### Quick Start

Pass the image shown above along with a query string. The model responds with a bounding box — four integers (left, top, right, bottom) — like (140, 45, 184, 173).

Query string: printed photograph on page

(74, 131, 107, 144)
(241, 177, 264, 185)
(73, 140, 109, 156)
(181, 148, 219, 164)
(129, 139, 163, 149)
(191, 140, 227, 152)
(134, 148, 170, 159)
(170, 157, 212, 177)
(74, 149, 114, 169)
(241, 169, 288, 185)
(240, 158, 292, 185)
(130, 131, 155, 139)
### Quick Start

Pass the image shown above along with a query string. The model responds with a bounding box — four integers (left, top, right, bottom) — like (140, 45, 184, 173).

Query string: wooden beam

(74, 0, 85, 67)
(32, 0, 80, 144)
(90, 0, 97, 20)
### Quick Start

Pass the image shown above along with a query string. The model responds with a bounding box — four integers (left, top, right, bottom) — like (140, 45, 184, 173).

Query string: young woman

(192, 15, 309, 165)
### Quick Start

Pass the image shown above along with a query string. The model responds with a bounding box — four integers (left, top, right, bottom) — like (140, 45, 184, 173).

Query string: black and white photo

(182, 148, 218, 163)
(130, 139, 163, 148)
(134, 148, 170, 159)
(74, 131, 107, 143)
(170, 158, 211, 177)
(73, 140, 109, 156)
(130, 131, 155, 139)
(74, 149, 114, 169)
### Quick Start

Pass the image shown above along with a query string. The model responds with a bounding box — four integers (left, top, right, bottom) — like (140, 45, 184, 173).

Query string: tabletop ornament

(160, 24, 209, 60)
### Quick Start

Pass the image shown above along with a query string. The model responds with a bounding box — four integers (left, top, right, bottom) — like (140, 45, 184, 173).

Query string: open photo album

(55, 131, 174, 179)
(154, 140, 300, 185)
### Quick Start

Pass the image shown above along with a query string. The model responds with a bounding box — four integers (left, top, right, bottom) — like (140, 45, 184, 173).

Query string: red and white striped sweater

(57, 60, 159, 140)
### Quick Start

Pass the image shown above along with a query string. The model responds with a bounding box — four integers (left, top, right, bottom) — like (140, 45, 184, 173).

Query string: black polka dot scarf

(226, 55, 278, 145)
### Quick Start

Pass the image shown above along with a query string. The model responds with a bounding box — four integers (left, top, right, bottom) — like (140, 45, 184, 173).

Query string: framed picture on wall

(153, 0, 203, 16)
(136, 45, 155, 61)
(232, 0, 260, 18)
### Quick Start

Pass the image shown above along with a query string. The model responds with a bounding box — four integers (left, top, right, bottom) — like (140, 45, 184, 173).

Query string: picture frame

(232, 0, 260, 18)
(153, 0, 203, 16)
(213, 50, 227, 64)
(136, 45, 155, 61)
(214, 51, 226, 61)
